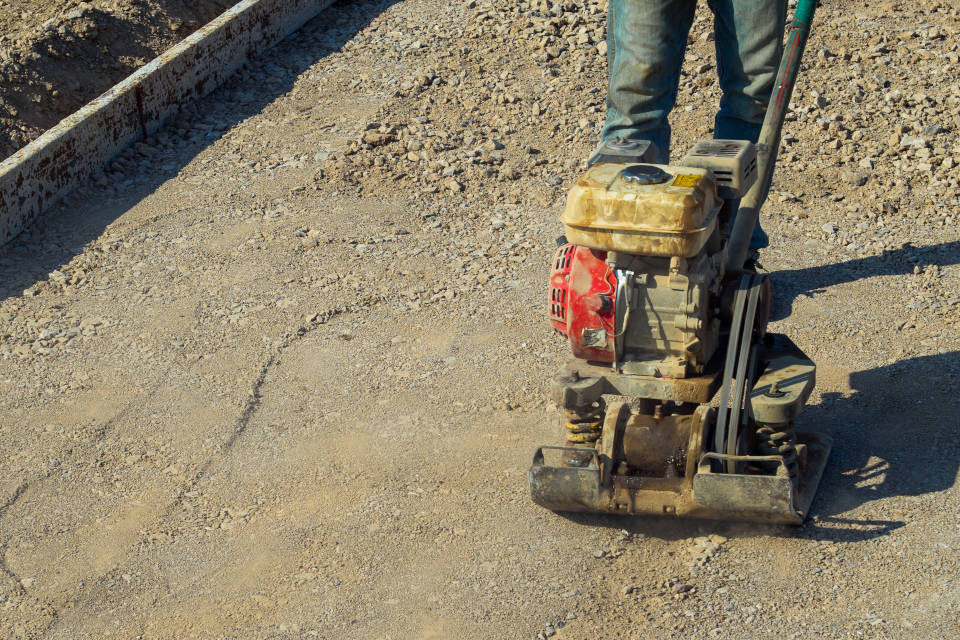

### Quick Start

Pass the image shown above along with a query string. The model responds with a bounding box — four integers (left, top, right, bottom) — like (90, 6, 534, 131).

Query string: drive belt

(713, 273, 764, 473)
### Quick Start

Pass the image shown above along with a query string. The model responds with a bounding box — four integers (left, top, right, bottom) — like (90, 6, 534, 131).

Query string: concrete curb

(0, 0, 336, 246)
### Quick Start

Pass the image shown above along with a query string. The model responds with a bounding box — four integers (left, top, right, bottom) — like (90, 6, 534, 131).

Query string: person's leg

(709, 0, 786, 250)
(602, 0, 697, 164)
(710, 0, 787, 142)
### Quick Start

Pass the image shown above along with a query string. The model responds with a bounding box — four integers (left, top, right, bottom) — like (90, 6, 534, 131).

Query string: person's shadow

(769, 240, 960, 539)
(770, 240, 960, 321)
(800, 349, 960, 537)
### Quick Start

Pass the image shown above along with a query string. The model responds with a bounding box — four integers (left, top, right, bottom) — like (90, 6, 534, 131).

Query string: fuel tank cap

(619, 164, 670, 185)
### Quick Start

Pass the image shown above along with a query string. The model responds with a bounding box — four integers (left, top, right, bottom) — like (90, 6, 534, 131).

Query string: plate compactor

(528, 0, 830, 524)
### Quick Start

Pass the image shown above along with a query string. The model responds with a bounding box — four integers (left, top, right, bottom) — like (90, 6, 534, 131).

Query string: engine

(548, 140, 757, 379)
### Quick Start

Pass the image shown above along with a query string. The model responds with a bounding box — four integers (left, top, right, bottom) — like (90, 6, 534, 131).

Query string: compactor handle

(726, 0, 818, 274)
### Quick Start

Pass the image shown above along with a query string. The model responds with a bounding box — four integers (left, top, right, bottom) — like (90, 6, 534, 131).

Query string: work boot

(587, 137, 659, 166)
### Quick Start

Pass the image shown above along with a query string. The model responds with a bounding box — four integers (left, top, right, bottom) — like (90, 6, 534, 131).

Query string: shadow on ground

(805, 350, 960, 523)
(770, 240, 960, 321)
(0, 0, 399, 305)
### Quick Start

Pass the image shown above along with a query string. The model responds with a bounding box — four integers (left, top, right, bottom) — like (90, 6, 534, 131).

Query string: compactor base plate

(529, 431, 831, 524)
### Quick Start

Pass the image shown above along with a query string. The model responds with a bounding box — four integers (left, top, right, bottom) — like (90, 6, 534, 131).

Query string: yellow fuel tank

(561, 163, 720, 257)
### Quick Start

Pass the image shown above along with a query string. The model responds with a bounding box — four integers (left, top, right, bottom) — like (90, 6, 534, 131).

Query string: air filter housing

(681, 140, 757, 200)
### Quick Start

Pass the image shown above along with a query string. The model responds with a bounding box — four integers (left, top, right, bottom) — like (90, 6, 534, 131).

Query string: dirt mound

(0, 0, 233, 158)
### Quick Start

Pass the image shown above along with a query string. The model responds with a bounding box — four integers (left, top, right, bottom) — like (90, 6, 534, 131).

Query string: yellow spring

(566, 418, 602, 444)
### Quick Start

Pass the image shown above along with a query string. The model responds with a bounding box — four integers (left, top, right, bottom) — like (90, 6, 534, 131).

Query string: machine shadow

(803, 350, 960, 519)
(769, 240, 960, 321)
(0, 0, 399, 305)
(558, 351, 960, 543)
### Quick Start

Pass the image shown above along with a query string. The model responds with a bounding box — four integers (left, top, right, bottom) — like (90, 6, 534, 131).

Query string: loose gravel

(0, 0, 958, 638)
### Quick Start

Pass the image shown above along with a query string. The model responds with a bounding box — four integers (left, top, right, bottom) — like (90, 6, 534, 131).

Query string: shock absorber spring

(755, 421, 798, 478)
(564, 408, 603, 446)
(562, 407, 603, 468)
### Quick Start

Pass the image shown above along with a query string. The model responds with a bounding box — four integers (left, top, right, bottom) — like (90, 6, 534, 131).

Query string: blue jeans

(602, 0, 786, 250)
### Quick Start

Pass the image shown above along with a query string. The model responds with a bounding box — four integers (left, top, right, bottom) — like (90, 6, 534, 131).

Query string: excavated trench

(0, 0, 234, 158)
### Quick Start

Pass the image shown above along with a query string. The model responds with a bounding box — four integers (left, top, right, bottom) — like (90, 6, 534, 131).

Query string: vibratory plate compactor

(528, 0, 830, 524)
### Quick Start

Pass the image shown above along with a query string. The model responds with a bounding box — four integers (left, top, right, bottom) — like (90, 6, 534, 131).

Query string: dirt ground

(0, 0, 232, 158)
(1, 0, 959, 638)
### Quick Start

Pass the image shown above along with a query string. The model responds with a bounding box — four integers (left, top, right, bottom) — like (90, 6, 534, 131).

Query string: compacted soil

(0, 0, 959, 638)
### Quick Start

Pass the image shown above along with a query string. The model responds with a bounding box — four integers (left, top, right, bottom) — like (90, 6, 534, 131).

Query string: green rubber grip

(794, 0, 817, 27)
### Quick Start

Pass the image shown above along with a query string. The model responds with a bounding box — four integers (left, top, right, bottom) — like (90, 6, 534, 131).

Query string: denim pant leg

(602, 0, 697, 164)
(710, 0, 787, 250)
(710, 0, 786, 142)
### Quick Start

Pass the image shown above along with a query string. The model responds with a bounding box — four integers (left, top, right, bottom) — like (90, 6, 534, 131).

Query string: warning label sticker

(672, 174, 700, 187)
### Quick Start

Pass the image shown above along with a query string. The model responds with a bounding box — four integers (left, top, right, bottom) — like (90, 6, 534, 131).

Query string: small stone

(899, 134, 928, 150)
(841, 167, 869, 186)
(499, 166, 520, 181)
(821, 223, 837, 234)
(362, 131, 394, 146)
(593, 550, 606, 558)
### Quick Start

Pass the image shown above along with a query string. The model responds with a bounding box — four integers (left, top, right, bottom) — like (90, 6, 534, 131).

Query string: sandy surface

(1, 0, 959, 638)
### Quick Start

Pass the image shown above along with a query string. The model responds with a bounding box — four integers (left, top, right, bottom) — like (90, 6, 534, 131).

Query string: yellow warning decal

(672, 174, 700, 187)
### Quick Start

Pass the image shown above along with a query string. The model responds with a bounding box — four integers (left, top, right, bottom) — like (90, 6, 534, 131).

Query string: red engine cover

(548, 244, 616, 362)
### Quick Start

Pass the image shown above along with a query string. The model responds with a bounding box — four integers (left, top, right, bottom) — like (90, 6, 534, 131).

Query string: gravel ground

(1, 0, 959, 638)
